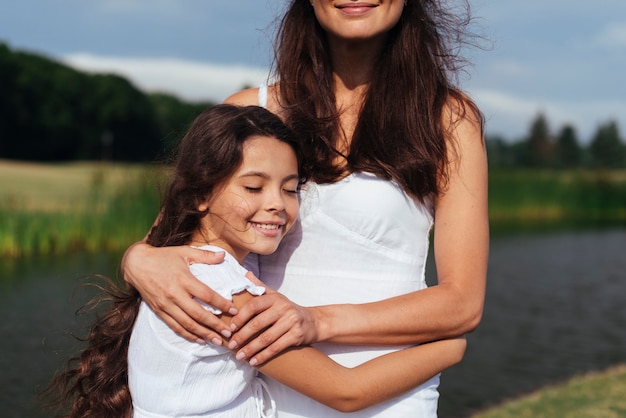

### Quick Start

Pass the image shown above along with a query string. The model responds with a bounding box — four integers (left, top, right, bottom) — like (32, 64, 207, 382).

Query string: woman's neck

(327, 33, 385, 89)
(327, 35, 385, 152)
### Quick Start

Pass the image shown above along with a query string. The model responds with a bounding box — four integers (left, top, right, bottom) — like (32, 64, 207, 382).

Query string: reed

(0, 161, 164, 258)
(2, 163, 625, 257)
(488, 169, 626, 234)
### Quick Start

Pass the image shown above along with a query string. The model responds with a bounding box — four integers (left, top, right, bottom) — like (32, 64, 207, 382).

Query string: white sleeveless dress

(256, 85, 439, 417)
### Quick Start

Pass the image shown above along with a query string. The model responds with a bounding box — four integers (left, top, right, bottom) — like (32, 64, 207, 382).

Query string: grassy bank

(472, 365, 626, 418)
(0, 160, 164, 257)
(488, 169, 626, 234)
(1, 162, 626, 257)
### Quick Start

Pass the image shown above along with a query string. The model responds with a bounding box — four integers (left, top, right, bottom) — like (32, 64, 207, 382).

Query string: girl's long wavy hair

(274, 0, 484, 201)
(43, 105, 306, 418)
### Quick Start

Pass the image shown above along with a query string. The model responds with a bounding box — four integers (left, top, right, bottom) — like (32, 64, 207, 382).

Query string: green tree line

(487, 113, 626, 169)
(0, 42, 215, 161)
(1, 42, 624, 168)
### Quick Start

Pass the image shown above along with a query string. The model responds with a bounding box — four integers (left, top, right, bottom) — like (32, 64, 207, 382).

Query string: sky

(1, 1, 625, 143)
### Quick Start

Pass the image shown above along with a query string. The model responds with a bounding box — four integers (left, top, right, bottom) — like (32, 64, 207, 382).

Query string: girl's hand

(227, 276, 320, 366)
(122, 242, 237, 345)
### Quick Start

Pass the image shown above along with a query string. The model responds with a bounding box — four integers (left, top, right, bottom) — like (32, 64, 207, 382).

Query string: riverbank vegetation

(489, 168, 626, 234)
(472, 364, 626, 418)
(1, 160, 625, 258)
(0, 160, 163, 257)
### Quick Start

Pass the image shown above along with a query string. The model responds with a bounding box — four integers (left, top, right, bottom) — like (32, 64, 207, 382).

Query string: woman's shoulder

(223, 87, 260, 106)
(443, 92, 483, 131)
(223, 84, 282, 115)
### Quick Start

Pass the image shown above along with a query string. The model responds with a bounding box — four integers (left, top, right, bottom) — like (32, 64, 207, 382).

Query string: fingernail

(236, 351, 246, 360)
(228, 307, 238, 315)
(230, 323, 237, 331)
(249, 358, 258, 366)
(221, 329, 232, 338)
(228, 340, 238, 350)
(211, 337, 222, 346)
(196, 338, 206, 345)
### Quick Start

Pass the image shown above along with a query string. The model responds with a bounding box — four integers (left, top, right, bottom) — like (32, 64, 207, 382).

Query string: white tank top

(257, 85, 440, 418)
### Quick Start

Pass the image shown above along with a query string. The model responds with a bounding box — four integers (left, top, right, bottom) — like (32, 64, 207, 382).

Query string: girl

(48, 105, 465, 417)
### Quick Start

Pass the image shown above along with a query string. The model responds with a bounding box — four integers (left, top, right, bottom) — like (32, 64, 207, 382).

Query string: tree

(589, 120, 625, 168)
(554, 124, 582, 168)
(0, 43, 187, 162)
(525, 112, 554, 167)
(148, 93, 214, 155)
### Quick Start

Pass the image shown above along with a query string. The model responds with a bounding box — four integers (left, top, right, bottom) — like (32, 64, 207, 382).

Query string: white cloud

(62, 53, 270, 103)
(596, 22, 626, 48)
(487, 59, 534, 79)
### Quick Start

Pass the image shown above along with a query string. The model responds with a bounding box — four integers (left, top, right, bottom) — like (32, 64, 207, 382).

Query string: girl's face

(195, 135, 300, 263)
(311, 0, 405, 43)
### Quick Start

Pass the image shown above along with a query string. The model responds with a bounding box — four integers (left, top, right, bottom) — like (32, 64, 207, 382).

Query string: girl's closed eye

(283, 179, 300, 195)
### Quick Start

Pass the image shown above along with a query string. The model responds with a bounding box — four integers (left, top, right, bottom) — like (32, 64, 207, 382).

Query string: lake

(1, 229, 625, 417)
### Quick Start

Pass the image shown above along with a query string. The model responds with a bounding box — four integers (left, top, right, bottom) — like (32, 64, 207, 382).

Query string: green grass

(0, 160, 164, 257)
(472, 365, 626, 418)
(488, 169, 626, 233)
(2, 162, 626, 257)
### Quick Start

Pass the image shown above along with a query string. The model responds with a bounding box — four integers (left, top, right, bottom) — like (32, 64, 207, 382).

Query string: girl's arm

(227, 95, 488, 365)
(226, 293, 466, 412)
(262, 338, 466, 412)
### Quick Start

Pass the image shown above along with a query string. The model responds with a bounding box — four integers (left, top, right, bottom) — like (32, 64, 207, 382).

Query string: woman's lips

(336, 2, 377, 16)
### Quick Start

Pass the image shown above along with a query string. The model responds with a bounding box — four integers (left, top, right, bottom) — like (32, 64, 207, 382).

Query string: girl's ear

(198, 201, 209, 212)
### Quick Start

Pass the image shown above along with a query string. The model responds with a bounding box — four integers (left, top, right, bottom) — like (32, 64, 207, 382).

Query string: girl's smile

(250, 221, 285, 237)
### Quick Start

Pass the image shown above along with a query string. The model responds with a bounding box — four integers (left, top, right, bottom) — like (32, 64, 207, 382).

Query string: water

(0, 252, 122, 418)
(437, 228, 626, 417)
(1, 230, 625, 417)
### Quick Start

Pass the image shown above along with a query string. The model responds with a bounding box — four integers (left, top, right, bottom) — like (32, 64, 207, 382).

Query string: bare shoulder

(439, 92, 488, 193)
(223, 84, 283, 117)
(443, 93, 484, 146)
(223, 88, 260, 106)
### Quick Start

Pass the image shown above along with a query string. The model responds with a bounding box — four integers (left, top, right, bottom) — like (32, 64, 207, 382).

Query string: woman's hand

(227, 277, 320, 366)
(122, 242, 237, 345)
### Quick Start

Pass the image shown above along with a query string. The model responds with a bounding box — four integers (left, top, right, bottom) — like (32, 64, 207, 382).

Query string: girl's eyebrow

(239, 171, 300, 182)
(239, 171, 269, 179)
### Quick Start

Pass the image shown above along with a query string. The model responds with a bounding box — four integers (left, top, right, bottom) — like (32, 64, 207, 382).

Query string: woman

(123, 1, 488, 416)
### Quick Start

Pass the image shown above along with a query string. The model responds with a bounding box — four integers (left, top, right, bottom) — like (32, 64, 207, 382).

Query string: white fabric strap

(258, 84, 268, 108)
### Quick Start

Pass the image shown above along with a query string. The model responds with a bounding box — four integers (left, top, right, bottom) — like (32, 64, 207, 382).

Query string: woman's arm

(226, 293, 466, 412)
(228, 100, 488, 365)
(122, 240, 237, 345)
(317, 101, 489, 343)
(122, 89, 486, 366)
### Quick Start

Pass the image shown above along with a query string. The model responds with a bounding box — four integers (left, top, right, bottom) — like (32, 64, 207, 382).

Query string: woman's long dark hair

(44, 105, 305, 417)
(274, 0, 484, 201)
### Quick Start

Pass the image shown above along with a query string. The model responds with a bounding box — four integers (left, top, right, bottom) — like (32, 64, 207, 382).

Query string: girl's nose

(267, 191, 286, 212)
